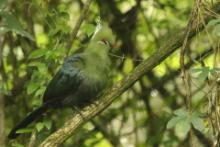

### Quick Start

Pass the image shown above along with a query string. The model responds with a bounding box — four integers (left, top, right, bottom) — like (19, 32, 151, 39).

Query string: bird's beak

(110, 43, 117, 49)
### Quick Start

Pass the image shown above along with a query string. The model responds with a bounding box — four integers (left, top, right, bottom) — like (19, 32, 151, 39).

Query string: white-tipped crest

(92, 19, 102, 39)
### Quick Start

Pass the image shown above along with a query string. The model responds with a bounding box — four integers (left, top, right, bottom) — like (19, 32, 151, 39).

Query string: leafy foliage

(1, 0, 219, 147)
(167, 108, 205, 138)
(191, 67, 219, 81)
(208, 18, 220, 37)
(0, 11, 34, 40)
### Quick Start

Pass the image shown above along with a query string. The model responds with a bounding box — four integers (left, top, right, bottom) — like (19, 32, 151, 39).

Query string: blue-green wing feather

(43, 54, 84, 103)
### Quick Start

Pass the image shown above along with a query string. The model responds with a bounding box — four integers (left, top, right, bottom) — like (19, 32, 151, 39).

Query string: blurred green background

(0, 0, 220, 146)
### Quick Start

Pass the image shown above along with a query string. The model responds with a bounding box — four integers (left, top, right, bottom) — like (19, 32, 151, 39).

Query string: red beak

(111, 43, 117, 49)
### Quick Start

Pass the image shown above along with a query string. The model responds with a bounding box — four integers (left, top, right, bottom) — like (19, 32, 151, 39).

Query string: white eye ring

(98, 40, 109, 46)
(98, 41, 105, 45)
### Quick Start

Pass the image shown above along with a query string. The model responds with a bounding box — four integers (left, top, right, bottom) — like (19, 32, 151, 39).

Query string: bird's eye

(98, 39, 110, 46)
(102, 39, 109, 45)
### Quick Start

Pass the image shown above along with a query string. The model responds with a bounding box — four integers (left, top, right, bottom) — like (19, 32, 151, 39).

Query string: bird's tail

(8, 104, 48, 139)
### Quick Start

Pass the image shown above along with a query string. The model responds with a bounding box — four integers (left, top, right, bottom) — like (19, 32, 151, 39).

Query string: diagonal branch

(39, 4, 220, 147)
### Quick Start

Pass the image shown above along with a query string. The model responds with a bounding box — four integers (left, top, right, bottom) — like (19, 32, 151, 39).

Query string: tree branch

(65, 0, 93, 55)
(39, 4, 220, 147)
(27, 129, 37, 147)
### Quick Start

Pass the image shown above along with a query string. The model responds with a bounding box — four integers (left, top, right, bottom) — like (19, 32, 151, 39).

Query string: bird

(8, 24, 116, 139)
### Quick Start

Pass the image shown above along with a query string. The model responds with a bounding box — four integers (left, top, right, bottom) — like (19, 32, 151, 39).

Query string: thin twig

(109, 53, 143, 62)
(65, 0, 93, 55)
(180, 0, 200, 110)
(180, 1, 201, 146)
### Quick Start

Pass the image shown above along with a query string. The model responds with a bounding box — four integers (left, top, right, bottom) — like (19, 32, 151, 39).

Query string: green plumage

(8, 24, 116, 139)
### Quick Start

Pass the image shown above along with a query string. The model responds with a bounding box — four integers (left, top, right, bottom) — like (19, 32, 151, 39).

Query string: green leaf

(207, 18, 220, 26)
(36, 122, 44, 132)
(173, 108, 187, 117)
(210, 68, 218, 79)
(11, 142, 24, 147)
(191, 67, 209, 73)
(35, 86, 46, 96)
(191, 67, 210, 81)
(191, 67, 220, 81)
(213, 24, 220, 37)
(16, 128, 32, 134)
(43, 118, 52, 130)
(167, 116, 183, 129)
(32, 98, 42, 107)
(82, 24, 96, 37)
(123, 58, 134, 74)
(19, 31, 35, 41)
(191, 115, 205, 132)
(0, 11, 34, 40)
(29, 62, 47, 72)
(197, 70, 209, 81)
(37, 63, 47, 72)
(29, 49, 48, 59)
(190, 68, 203, 73)
(27, 82, 39, 94)
(175, 119, 191, 138)
(57, 4, 66, 12)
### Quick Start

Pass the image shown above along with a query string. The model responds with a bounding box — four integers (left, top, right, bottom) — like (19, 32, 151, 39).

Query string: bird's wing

(43, 54, 84, 104)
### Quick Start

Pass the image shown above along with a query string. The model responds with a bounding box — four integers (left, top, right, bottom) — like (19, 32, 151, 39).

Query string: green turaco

(8, 24, 116, 139)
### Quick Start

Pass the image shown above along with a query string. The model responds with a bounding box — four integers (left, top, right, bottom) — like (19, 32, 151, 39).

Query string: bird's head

(92, 24, 117, 50)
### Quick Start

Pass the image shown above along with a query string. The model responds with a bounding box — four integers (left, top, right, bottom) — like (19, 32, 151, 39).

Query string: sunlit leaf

(82, 24, 96, 37)
(175, 119, 191, 138)
(35, 86, 46, 96)
(27, 82, 39, 94)
(167, 116, 183, 129)
(29, 49, 49, 59)
(16, 128, 33, 134)
(11, 142, 25, 147)
(32, 98, 42, 107)
(123, 58, 134, 74)
(43, 118, 52, 130)
(36, 122, 44, 132)
(36, 33, 48, 45)
(57, 4, 66, 12)
(28, 62, 47, 72)
(37, 63, 47, 72)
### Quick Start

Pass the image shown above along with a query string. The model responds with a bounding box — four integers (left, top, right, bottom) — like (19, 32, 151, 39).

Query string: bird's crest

(91, 23, 116, 47)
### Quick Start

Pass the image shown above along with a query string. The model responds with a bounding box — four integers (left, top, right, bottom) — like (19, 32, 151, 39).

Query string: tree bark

(0, 93, 5, 147)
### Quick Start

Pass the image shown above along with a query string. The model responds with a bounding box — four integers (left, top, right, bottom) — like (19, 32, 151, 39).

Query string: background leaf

(0, 11, 34, 40)
(29, 49, 49, 59)
(36, 122, 44, 132)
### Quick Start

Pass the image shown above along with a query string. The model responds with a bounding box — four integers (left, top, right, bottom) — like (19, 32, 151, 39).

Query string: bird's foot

(72, 106, 86, 120)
